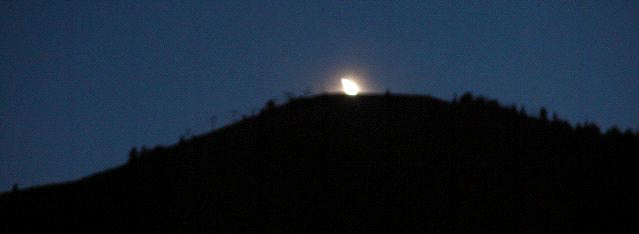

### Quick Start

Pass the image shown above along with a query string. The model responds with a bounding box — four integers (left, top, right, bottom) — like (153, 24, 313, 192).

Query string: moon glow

(341, 78, 360, 96)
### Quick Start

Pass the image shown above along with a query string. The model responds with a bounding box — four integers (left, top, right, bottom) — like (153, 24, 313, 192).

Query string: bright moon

(341, 78, 360, 96)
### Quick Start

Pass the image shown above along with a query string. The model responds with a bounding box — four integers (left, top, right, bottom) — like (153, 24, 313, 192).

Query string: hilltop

(1, 93, 638, 232)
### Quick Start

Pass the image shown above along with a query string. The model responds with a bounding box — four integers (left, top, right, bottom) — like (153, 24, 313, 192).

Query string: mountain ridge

(2, 93, 638, 232)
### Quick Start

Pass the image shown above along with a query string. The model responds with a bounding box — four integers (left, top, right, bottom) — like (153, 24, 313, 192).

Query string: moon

(341, 78, 360, 96)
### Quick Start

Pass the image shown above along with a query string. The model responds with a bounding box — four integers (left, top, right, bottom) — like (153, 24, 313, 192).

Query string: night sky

(1, 1, 638, 191)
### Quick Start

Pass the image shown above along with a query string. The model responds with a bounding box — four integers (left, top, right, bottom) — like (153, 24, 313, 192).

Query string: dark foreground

(1, 94, 638, 232)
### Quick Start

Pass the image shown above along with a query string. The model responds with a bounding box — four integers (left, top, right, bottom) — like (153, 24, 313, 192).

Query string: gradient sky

(2, 0, 638, 191)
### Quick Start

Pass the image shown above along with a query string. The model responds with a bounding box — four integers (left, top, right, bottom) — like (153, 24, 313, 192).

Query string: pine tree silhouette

(128, 147, 138, 163)
(540, 107, 548, 121)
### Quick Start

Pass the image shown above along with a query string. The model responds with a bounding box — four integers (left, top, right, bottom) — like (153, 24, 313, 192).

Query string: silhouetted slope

(1, 94, 638, 232)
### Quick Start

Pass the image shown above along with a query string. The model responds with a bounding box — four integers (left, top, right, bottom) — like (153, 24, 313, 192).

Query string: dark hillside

(1, 93, 638, 232)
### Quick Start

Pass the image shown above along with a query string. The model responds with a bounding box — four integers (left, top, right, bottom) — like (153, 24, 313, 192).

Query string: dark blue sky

(1, 1, 638, 191)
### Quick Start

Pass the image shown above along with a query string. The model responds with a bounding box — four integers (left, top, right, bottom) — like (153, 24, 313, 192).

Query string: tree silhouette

(262, 99, 276, 113)
(140, 146, 147, 156)
(623, 128, 635, 140)
(2, 93, 638, 232)
(539, 107, 548, 121)
(474, 96, 486, 105)
(459, 92, 473, 104)
(583, 122, 601, 136)
(128, 147, 138, 163)
(519, 105, 527, 117)
(552, 112, 559, 122)
(606, 126, 622, 138)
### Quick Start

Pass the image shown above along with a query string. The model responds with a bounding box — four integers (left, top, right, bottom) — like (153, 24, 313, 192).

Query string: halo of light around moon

(341, 78, 360, 96)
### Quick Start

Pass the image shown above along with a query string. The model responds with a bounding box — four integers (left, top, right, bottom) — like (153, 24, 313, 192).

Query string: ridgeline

(1, 93, 638, 232)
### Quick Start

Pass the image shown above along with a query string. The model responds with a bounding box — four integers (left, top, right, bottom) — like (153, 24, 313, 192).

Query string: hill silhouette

(1, 93, 638, 232)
